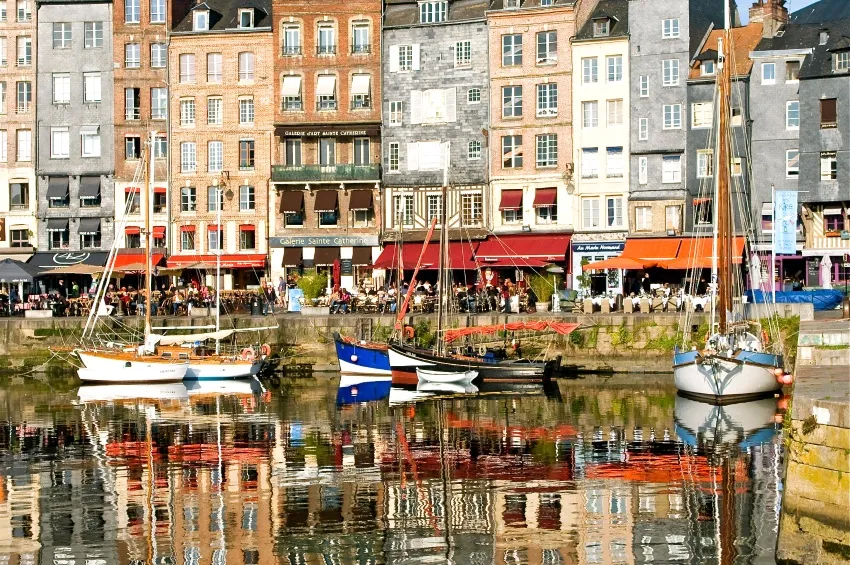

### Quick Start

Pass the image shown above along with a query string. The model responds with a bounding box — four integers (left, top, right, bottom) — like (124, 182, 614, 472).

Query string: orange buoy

(241, 347, 255, 362)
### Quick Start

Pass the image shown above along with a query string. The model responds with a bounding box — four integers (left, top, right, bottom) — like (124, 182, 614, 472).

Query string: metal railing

(271, 163, 380, 183)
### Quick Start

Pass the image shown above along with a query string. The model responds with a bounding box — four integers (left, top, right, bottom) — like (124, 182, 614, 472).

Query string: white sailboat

(672, 12, 784, 401)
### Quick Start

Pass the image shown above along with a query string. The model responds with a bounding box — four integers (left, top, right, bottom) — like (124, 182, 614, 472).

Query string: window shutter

(406, 143, 419, 171)
(444, 87, 457, 122)
(389, 45, 399, 73)
(410, 90, 422, 124)
(412, 44, 421, 70)
(440, 142, 450, 170)
(821, 98, 837, 124)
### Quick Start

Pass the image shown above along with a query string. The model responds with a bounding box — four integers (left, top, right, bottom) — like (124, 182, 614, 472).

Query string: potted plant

(528, 272, 560, 312)
(297, 269, 328, 315)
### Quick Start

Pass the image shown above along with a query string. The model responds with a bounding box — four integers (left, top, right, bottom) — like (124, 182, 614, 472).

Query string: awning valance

(823, 207, 843, 215)
(207, 224, 220, 232)
(313, 246, 340, 266)
(47, 177, 69, 199)
(239, 224, 255, 231)
(666, 237, 746, 269)
(46, 218, 69, 231)
(79, 176, 101, 198)
(583, 237, 682, 271)
(351, 246, 372, 266)
(533, 188, 557, 207)
(348, 190, 373, 211)
(314, 190, 338, 212)
(279, 191, 304, 213)
(180, 225, 195, 232)
(498, 190, 523, 210)
(152, 226, 166, 238)
(373, 242, 478, 271)
(125, 226, 141, 235)
(154, 186, 167, 194)
(474, 234, 571, 267)
(78, 218, 100, 235)
(282, 247, 302, 267)
(166, 254, 266, 269)
(27, 251, 109, 275)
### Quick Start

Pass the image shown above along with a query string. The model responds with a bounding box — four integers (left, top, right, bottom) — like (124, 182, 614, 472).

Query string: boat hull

(673, 349, 782, 402)
(673, 395, 779, 449)
(388, 344, 552, 386)
(334, 334, 391, 376)
(336, 374, 393, 405)
(185, 360, 263, 380)
(416, 368, 477, 384)
(77, 352, 188, 383)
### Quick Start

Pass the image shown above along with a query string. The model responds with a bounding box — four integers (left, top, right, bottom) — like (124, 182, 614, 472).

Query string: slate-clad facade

(36, 0, 115, 253)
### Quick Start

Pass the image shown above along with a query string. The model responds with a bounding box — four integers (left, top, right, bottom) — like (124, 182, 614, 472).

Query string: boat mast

(215, 178, 222, 355)
(436, 142, 450, 357)
(144, 131, 154, 339)
(716, 9, 732, 335)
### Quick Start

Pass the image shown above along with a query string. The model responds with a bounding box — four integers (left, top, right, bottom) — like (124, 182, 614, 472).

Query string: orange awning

(583, 238, 681, 270)
(667, 237, 745, 269)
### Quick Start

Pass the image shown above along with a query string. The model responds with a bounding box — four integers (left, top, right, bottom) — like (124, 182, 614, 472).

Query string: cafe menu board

(806, 260, 820, 287)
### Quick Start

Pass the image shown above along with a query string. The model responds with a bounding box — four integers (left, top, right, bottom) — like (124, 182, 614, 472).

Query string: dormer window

(593, 19, 609, 37)
(820, 30, 828, 45)
(835, 51, 850, 72)
(193, 10, 208, 31)
(701, 60, 715, 76)
(238, 8, 253, 29)
(419, 0, 447, 23)
(504, 0, 520, 8)
(540, 0, 553, 5)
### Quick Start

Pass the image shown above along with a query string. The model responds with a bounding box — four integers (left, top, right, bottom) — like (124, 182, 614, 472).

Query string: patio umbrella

(0, 258, 40, 284)
(39, 264, 104, 276)
(333, 258, 341, 288)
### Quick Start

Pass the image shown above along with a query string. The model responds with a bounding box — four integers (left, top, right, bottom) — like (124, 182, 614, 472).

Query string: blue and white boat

(336, 374, 392, 405)
(333, 332, 390, 376)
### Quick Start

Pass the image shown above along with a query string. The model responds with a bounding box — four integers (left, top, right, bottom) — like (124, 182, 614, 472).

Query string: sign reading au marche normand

(571, 242, 625, 253)
(269, 235, 379, 248)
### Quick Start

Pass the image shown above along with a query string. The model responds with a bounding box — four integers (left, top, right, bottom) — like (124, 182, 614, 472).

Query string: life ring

(241, 347, 256, 362)
(478, 345, 488, 356)
(404, 326, 415, 339)
(260, 343, 272, 357)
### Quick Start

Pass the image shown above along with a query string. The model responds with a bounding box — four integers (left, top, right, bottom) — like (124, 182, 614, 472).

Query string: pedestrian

(278, 276, 287, 309)
(641, 273, 651, 294)
(263, 284, 276, 315)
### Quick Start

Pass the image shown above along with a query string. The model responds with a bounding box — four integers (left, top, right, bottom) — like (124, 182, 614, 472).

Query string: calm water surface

(0, 373, 784, 564)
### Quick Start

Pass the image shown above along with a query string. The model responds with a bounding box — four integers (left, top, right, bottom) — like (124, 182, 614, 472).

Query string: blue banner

(774, 190, 798, 255)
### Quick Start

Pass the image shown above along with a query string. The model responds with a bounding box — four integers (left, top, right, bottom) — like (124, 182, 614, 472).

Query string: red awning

(125, 226, 140, 235)
(373, 242, 478, 271)
(666, 237, 745, 269)
(207, 224, 220, 232)
(113, 249, 165, 268)
(474, 234, 571, 267)
(693, 197, 711, 204)
(498, 190, 523, 210)
(533, 188, 557, 207)
(154, 186, 167, 194)
(180, 225, 195, 232)
(239, 224, 255, 232)
(583, 238, 682, 270)
(166, 254, 267, 269)
(125, 187, 139, 193)
(152, 226, 166, 239)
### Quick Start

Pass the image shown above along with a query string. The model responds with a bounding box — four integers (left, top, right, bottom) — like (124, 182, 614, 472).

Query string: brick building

(270, 0, 382, 290)
(167, 0, 274, 290)
(112, 0, 192, 255)
(0, 0, 37, 258)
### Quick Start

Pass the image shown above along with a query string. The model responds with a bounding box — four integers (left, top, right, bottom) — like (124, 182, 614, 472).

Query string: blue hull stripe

(334, 339, 391, 373)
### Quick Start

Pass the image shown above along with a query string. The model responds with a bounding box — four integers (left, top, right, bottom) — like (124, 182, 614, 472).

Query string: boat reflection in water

(336, 374, 392, 405)
(0, 373, 786, 564)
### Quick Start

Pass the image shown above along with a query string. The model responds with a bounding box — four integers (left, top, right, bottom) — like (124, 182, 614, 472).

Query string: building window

(607, 197, 623, 228)
(148, 0, 165, 22)
(691, 102, 712, 128)
(52, 23, 71, 49)
(666, 205, 682, 231)
(639, 117, 648, 140)
(181, 229, 195, 250)
(151, 43, 167, 67)
(84, 22, 103, 48)
(354, 137, 370, 166)
(239, 185, 255, 211)
(419, 0, 447, 24)
(606, 147, 623, 177)
(502, 34, 522, 66)
(582, 101, 598, 128)
(695, 199, 712, 225)
(10, 229, 29, 247)
(820, 152, 837, 180)
(0, 38, 6, 67)
(125, 188, 140, 214)
(207, 141, 223, 173)
(834, 52, 850, 72)
(238, 52, 254, 81)
(461, 193, 482, 226)
(351, 75, 371, 109)
(537, 203, 556, 224)
(53, 74, 70, 104)
(314, 137, 333, 167)
(154, 135, 167, 159)
(238, 8, 253, 28)
(317, 24, 335, 55)
(593, 19, 609, 37)
(285, 138, 301, 166)
(50, 127, 69, 159)
(125, 43, 140, 68)
(389, 101, 403, 126)
(501, 135, 522, 168)
(202, 97, 221, 125)
(455, 40, 471, 67)
(352, 21, 370, 54)
(697, 150, 713, 178)
(49, 228, 69, 250)
(786, 149, 799, 177)
(701, 60, 715, 76)
(821, 98, 837, 128)
(125, 136, 141, 159)
(125, 88, 140, 120)
(283, 196, 304, 227)
(240, 227, 255, 250)
(468, 140, 481, 160)
(638, 156, 647, 184)
(319, 204, 338, 227)
(582, 197, 600, 229)
(663, 104, 682, 129)
(81, 129, 100, 157)
(731, 157, 743, 176)
(537, 83, 557, 117)
(536, 134, 557, 168)
(125, 0, 139, 23)
(193, 10, 208, 31)
(582, 57, 598, 83)
(786, 101, 800, 129)
(427, 194, 442, 224)
(180, 98, 195, 126)
(207, 186, 223, 212)
(181, 142, 196, 172)
(824, 211, 844, 231)
(662, 18, 679, 39)
(0, 131, 6, 162)
(394, 194, 413, 227)
(762, 62, 775, 84)
(786, 60, 800, 80)
(502, 85, 522, 118)
(606, 55, 622, 82)
(317, 75, 337, 110)
(397, 44, 414, 71)
(639, 75, 648, 97)
(239, 140, 255, 170)
(607, 99, 623, 125)
(179, 53, 195, 83)
(208, 228, 222, 251)
(83, 73, 101, 103)
(239, 98, 254, 125)
(153, 191, 166, 213)
(662, 59, 679, 86)
(536, 31, 556, 64)
(16, 36, 30, 66)
(181, 187, 196, 212)
(9, 181, 28, 208)
(283, 25, 301, 55)
(388, 142, 399, 171)
(468, 88, 481, 104)
(16, 129, 30, 161)
(16, 0, 30, 21)
(732, 107, 743, 127)
(503, 204, 522, 224)
(581, 147, 598, 178)
(151, 88, 167, 119)
(662, 155, 681, 183)
(635, 207, 651, 231)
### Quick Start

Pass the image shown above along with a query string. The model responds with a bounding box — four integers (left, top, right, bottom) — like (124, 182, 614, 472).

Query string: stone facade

(36, 0, 115, 252)
(168, 0, 274, 289)
(0, 0, 37, 253)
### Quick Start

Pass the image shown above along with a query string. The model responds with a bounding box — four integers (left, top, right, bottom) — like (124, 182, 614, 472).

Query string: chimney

(749, 0, 789, 38)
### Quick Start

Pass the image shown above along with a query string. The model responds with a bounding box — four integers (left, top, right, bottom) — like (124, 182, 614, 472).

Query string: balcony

(272, 164, 380, 183)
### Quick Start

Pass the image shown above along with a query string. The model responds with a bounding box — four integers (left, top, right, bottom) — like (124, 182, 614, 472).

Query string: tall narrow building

(269, 0, 383, 290)
(35, 0, 114, 262)
(0, 0, 37, 259)
(167, 0, 274, 290)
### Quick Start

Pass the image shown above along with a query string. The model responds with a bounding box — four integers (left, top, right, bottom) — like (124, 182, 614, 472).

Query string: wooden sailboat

(672, 14, 784, 401)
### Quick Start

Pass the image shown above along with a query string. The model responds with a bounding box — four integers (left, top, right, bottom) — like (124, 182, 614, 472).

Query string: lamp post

(546, 265, 564, 312)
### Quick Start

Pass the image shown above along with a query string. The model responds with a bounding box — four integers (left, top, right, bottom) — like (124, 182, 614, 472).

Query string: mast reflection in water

(0, 373, 784, 564)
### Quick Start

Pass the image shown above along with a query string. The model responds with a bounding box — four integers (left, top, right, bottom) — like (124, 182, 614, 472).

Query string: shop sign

(571, 242, 625, 253)
(269, 235, 379, 248)
(340, 259, 353, 276)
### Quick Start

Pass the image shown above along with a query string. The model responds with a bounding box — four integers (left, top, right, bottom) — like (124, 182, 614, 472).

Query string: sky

(737, 0, 820, 23)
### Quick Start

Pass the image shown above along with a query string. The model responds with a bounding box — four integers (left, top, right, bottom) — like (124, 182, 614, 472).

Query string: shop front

(570, 241, 625, 294)
(165, 254, 267, 290)
(270, 235, 380, 291)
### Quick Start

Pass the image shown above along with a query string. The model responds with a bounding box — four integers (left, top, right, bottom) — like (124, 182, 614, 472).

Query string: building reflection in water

(0, 376, 784, 564)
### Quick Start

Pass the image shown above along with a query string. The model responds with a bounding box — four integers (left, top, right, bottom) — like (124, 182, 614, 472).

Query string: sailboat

(75, 132, 189, 382)
(672, 15, 784, 401)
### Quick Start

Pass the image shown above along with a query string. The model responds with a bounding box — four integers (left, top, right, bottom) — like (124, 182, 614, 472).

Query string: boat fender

(350, 354, 358, 363)
(404, 326, 415, 339)
(478, 345, 488, 356)
(260, 343, 272, 357)
(241, 347, 255, 362)
(761, 330, 769, 346)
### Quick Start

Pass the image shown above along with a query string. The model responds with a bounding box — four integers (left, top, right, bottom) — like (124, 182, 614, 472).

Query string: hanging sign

(774, 191, 798, 255)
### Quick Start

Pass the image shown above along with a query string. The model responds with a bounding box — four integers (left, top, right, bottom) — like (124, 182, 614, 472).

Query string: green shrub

(296, 269, 328, 300)
(527, 272, 561, 305)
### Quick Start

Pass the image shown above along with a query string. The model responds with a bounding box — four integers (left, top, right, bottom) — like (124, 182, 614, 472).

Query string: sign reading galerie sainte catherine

(269, 236, 380, 248)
